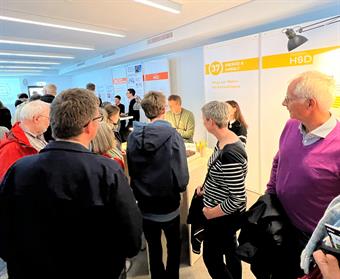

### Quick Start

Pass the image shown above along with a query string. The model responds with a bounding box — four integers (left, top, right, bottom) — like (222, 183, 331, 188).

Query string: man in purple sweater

(266, 71, 340, 279)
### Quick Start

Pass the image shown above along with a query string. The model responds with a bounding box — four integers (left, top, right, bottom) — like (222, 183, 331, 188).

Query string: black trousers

(203, 214, 241, 279)
(270, 226, 311, 279)
(143, 216, 181, 279)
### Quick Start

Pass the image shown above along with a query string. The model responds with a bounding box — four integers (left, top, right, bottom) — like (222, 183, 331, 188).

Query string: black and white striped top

(203, 141, 248, 215)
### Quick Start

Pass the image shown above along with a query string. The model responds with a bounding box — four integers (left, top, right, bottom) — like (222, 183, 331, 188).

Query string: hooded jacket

(0, 122, 37, 181)
(127, 120, 189, 215)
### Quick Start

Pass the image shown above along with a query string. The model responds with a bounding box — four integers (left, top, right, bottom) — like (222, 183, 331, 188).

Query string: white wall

(0, 75, 72, 115)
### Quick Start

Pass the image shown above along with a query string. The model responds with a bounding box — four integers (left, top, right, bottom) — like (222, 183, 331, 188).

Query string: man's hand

(313, 250, 340, 279)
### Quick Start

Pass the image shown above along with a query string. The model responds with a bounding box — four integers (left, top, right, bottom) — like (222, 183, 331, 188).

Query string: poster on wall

(127, 63, 144, 98)
(112, 65, 128, 107)
(143, 58, 171, 97)
(204, 34, 260, 193)
(0, 78, 22, 114)
(260, 17, 340, 191)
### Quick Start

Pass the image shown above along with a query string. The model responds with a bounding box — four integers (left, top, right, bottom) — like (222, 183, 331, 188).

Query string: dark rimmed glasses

(83, 114, 104, 127)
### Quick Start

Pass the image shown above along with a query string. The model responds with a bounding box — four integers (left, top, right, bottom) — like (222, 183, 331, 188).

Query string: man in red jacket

(0, 100, 50, 181)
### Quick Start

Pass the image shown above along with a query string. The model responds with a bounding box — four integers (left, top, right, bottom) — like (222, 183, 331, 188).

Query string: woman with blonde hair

(225, 100, 248, 145)
(91, 121, 124, 169)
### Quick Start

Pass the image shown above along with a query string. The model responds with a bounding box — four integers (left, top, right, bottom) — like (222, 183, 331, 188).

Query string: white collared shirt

(299, 114, 337, 146)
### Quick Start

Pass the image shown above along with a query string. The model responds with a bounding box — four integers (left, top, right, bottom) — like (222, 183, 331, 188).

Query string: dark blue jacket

(127, 120, 189, 215)
(0, 141, 142, 279)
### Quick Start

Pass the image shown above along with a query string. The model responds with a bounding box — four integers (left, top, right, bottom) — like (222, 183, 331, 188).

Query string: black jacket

(236, 193, 289, 279)
(0, 107, 12, 130)
(127, 98, 140, 127)
(40, 94, 55, 142)
(187, 192, 205, 254)
(0, 141, 142, 279)
(127, 120, 189, 215)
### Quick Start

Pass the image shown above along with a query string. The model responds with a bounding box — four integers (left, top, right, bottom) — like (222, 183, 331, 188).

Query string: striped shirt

(203, 141, 247, 215)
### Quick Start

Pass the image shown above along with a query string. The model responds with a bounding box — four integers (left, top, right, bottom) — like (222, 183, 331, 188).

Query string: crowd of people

(0, 70, 339, 279)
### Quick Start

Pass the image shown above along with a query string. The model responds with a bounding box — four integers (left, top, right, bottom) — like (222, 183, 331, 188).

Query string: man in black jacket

(40, 83, 57, 142)
(127, 91, 189, 279)
(0, 88, 142, 279)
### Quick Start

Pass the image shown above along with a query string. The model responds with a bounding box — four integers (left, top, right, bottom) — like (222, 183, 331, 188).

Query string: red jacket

(0, 122, 37, 181)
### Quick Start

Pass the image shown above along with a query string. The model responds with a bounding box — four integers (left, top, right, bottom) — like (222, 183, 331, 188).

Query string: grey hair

(201, 101, 229, 128)
(19, 100, 50, 121)
(43, 83, 57, 96)
(292, 71, 335, 111)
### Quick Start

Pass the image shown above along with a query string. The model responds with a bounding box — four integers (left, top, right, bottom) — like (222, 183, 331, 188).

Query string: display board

(204, 34, 260, 193)
(143, 58, 171, 97)
(260, 19, 340, 192)
(203, 17, 340, 194)
(127, 63, 144, 98)
(0, 78, 22, 114)
(112, 65, 129, 107)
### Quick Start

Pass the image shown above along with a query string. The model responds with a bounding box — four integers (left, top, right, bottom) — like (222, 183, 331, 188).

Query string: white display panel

(0, 78, 22, 114)
(260, 18, 340, 192)
(204, 34, 260, 193)
(112, 65, 128, 107)
(143, 58, 171, 97)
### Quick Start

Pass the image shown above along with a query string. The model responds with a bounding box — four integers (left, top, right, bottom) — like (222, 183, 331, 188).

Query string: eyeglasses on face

(83, 114, 104, 127)
(283, 95, 308, 104)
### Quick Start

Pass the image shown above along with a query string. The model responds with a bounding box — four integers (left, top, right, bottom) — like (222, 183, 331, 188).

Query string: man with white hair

(0, 100, 50, 181)
(266, 71, 340, 279)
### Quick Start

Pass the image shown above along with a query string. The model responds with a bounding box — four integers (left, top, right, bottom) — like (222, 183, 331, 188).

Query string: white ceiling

(0, 0, 337, 75)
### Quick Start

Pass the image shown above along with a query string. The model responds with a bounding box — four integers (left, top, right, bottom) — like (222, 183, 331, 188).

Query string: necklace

(172, 111, 183, 129)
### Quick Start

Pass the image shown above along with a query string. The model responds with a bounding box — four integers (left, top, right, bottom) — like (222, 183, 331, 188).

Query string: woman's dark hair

(226, 100, 248, 129)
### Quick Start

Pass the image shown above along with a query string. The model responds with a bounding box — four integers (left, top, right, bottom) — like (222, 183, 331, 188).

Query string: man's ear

(307, 97, 317, 110)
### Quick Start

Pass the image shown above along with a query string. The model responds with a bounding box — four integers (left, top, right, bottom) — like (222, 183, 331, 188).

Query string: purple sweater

(267, 119, 340, 234)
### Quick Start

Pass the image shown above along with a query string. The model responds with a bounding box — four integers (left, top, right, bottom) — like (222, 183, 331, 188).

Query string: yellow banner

(332, 96, 340, 109)
(205, 58, 259, 75)
(262, 46, 340, 69)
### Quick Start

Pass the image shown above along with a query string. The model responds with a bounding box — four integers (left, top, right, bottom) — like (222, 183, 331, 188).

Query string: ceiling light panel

(0, 60, 60, 65)
(0, 52, 74, 59)
(0, 69, 43, 72)
(0, 16, 126, 38)
(134, 0, 181, 14)
(0, 39, 94, 50)
(0, 66, 51, 69)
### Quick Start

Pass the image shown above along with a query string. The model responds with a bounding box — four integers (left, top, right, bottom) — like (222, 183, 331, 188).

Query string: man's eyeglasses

(83, 114, 104, 127)
(283, 95, 308, 104)
(39, 115, 50, 119)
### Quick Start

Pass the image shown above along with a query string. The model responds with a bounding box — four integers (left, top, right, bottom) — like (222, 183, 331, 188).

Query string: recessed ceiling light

(0, 52, 74, 59)
(0, 66, 51, 69)
(0, 39, 94, 50)
(0, 69, 43, 72)
(0, 60, 60, 65)
(0, 16, 126, 38)
(134, 0, 181, 14)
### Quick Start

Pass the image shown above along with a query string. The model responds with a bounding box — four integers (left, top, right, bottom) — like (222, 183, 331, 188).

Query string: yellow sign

(205, 58, 259, 75)
(262, 46, 340, 69)
(333, 96, 340, 109)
